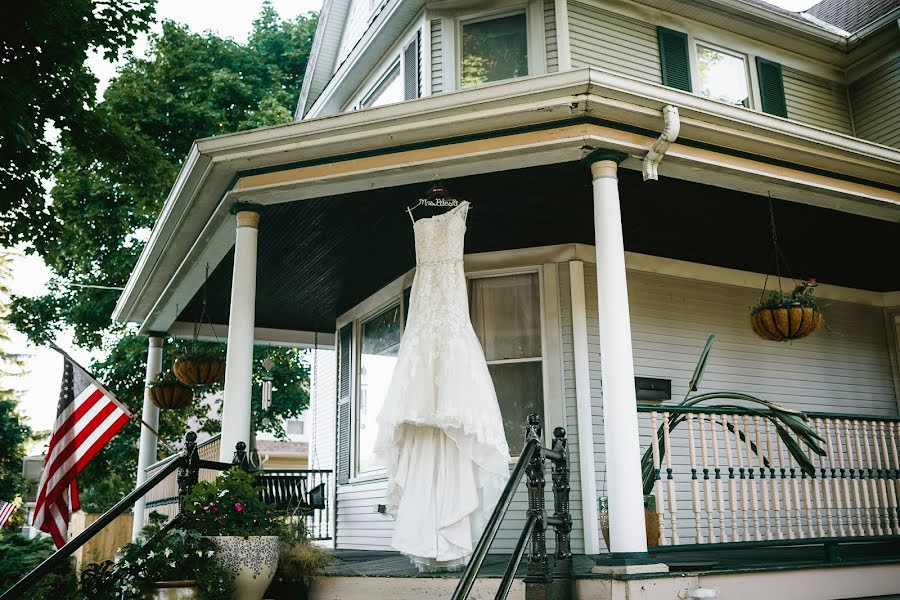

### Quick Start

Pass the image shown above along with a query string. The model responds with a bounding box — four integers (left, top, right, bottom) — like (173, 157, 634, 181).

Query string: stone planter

(173, 358, 226, 386)
(598, 496, 660, 549)
(750, 305, 821, 342)
(205, 536, 281, 600)
(145, 580, 199, 600)
(148, 383, 193, 410)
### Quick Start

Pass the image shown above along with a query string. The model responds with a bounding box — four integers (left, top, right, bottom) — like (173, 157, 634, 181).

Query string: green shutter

(657, 27, 692, 92)
(336, 323, 353, 485)
(756, 57, 788, 118)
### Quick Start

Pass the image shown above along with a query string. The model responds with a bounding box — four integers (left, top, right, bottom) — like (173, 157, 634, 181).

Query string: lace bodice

(413, 201, 468, 266)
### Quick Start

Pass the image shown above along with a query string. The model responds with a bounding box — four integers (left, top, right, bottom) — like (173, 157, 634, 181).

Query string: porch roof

(114, 69, 900, 338)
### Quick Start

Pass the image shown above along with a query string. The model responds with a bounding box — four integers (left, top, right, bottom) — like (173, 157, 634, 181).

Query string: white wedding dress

(374, 200, 510, 572)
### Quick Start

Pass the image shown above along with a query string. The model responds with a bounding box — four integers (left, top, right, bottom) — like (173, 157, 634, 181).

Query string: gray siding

(850, 57, 900, 149)
(337, 0, 372, 67)
(568, 2, 662, 84)
(545, 0, 558, 74)
(431, 19, 442, 94)
(782, 67, 853, 135)
(588, 268, 898, 549)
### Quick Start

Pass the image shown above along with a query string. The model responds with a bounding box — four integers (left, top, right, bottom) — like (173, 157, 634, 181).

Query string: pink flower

(234, 502, 243, 512)
(211, 506, 219, 514)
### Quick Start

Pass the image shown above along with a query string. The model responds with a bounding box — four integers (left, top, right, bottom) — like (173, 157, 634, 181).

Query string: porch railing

(638, 405, 900, 548)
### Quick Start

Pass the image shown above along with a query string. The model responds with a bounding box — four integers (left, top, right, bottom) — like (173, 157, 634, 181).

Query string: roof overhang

(114, 68, 900, 334)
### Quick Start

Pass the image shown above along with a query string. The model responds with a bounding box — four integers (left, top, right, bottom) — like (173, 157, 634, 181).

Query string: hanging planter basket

(148, 372, 194, 410)
(750, 304, 821, 342)
(173, 358, 226, 386)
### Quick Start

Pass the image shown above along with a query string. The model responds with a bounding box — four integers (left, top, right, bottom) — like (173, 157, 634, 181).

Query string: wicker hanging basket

(149, 383, 194, 410)
(750, 304, 821, 342)
(173, 358, 226, 386)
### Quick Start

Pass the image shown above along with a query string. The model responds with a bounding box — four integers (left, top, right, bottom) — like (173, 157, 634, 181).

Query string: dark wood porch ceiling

(178, 162, 900, 332)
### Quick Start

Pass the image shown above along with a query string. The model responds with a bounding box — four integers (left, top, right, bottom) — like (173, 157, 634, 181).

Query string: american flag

(0, 500, 16, 528)
(32, 348, 133, 548)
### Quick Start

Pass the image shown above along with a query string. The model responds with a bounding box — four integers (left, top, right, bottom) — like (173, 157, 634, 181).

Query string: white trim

(553, 0, 571, 71)
(693, 40, 754, 110)
(168, 321, 336, 348)
(568, 260, 601, 554)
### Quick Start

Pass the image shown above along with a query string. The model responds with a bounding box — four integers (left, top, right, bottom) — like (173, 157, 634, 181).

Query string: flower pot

(173, 358, 226, 386)
(145, 580, 199, 600)
(750, 305, 821, 342)
(598, 496, 660, 549)
(205, 536, 281, 600)
(266, 577, 310, 600)
(149, 384, 194, 410)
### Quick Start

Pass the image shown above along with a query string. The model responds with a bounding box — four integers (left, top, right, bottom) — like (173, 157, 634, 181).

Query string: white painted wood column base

(132, 335, 163, 540)
(219, 208, 261, 463)
(589, 157, 648, 555)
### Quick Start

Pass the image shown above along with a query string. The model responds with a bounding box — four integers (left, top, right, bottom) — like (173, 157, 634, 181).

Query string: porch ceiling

(176, 162, 900, 333)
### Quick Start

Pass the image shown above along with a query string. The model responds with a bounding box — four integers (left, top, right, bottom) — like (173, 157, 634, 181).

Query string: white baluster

(723, 414, 741, 542)
(743, 414, 762, 541)
(851, 419, 874, 536)
(662, 412, 678, 545)
(834, 418, 856, 536)
(711, 413, 727, 543)
(800, 421, 816, 539)
(888, 422, 900, 534)
(752, 415, 772, 541)
(650, 411, 667, 546)
(687, 412, 703, 544)
(877, 421, 899, 534)
(699, 414, 716, 543)
(824, 419, 843, 537)
(860, 421, 883, 536)
(773, 425, 790, 539)
(766, 419, 785, 540)
(843, 419, 866, 536)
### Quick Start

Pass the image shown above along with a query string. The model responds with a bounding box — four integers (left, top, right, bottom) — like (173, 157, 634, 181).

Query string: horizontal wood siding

(430, 19, 442, 94)
(545, 0, 558, 73)
(850, 57, 900, 149)
(568, 2, 661, 84)
(782, 67, 853, 135)
(587, 267, 897, 549)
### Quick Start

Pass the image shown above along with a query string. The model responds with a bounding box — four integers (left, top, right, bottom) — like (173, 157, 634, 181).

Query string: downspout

(642, 105, 680, 181)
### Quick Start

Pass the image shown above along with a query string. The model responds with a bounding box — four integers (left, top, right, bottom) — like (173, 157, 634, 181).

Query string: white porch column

(219, 206, 261, 463)
(588, 155, 648, 556)
(132, 335, 164, 541)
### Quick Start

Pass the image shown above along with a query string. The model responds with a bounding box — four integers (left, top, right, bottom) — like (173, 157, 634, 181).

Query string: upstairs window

(696, 44, 750, 108)
(361, 62, 403, 108)
(461, 13, 528, 88)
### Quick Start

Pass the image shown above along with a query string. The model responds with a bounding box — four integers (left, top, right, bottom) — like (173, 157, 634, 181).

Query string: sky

(6, 0, 815, 434)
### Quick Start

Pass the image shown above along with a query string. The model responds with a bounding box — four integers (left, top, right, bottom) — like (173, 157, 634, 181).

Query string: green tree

(7, 3, 318, 511)
(0, 254, 30, 503)
(0, 0, 157, 247)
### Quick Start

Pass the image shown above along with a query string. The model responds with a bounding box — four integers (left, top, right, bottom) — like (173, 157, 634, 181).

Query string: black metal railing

(1, 433, 332, 599)
(452, 414, 573, 600)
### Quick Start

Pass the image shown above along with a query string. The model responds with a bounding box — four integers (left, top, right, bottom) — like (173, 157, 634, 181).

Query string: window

(460, 13, 528, 88)
(356, 303, 402, 473)
(696, 44, 750, 108)
(286, 419, 305, 436)
(469, 272, 543, 453)
(362, 62, 403, 109)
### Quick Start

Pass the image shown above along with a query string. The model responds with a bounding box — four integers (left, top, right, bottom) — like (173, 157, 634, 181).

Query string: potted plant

(110, 517, 233, 600)
(182, 468, 283, 600)
(148, 371, 194, 410)
(266, 537, 333, 600)
(172, 342, 226, 386)
(750, 279, 821, 341)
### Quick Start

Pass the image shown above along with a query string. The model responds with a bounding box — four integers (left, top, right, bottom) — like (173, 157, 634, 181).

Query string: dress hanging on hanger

(376, 197, 508, 572)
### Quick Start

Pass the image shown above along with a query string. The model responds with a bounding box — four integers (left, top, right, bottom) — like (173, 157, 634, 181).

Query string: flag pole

(48, 342, 165, 443)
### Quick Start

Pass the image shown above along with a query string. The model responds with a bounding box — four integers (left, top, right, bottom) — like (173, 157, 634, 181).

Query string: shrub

(0, 531, 79, 599)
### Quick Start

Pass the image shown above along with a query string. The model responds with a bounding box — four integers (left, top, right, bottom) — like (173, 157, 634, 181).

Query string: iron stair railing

(452, 414, 574, 600)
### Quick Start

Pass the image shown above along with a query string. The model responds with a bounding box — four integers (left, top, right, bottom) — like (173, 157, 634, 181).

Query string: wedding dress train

(374, 201, 510, 571)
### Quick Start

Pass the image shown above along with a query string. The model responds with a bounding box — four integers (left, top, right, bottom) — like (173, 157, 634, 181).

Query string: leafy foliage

(171, 341, 226, 363)
(113, 517, 233, 600)
(751, 279, 819, 313)
(0, 1, 157, 247)
(274, 540, 333, 588)
(0, 531, 79, 599)
(147, 369, 191, 390)
(183, 468, 283, 538)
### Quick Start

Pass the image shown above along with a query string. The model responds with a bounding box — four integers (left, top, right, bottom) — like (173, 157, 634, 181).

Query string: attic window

(696, 44, 750, 108)
(460, 12, 528, 88)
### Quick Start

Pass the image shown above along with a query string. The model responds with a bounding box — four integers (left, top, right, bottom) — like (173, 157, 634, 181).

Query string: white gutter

(642, 105, 680, 182)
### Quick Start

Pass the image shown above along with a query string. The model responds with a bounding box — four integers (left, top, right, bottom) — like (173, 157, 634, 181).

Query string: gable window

(696, 44, 750, 108)
(356, 303, 401, 474)
(362, 62, 403, 108)
(468, 272, 543, 454)
(460, 12, 528, 88)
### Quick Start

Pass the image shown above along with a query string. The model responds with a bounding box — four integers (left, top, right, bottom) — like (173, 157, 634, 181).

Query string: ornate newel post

(524, 414, 550, 600)
(232, 441, 251, 472)
(549, 427, 574, 599)
(177, 431, 200, 514)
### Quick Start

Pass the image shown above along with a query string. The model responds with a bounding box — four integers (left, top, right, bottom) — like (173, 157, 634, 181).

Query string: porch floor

(323, 540, 900, 580)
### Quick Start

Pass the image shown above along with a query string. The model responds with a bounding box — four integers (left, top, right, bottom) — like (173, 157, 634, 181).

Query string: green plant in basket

(182, 468, 284, 538)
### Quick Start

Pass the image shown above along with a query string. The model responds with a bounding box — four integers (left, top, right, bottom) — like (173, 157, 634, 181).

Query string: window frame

(360, 59, 402, 109)
(692, 39, 753, 110)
